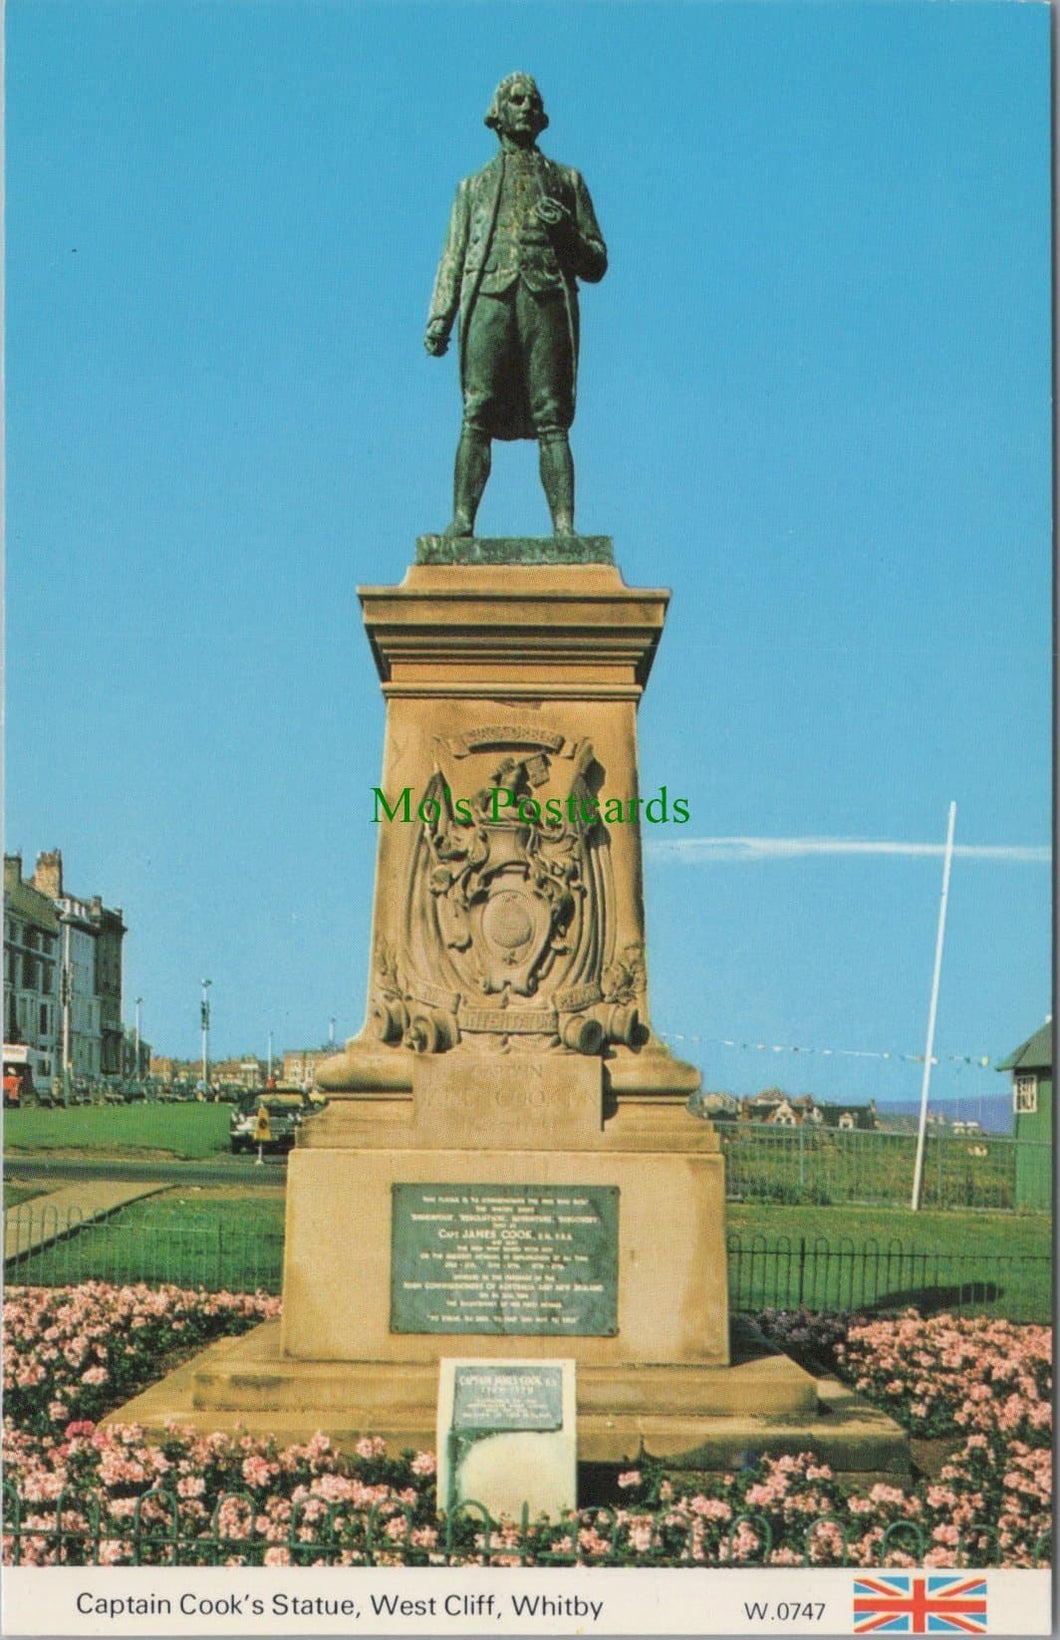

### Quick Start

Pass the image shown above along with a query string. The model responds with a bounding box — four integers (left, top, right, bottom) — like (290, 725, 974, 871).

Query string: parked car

(229, 1093, 304, 1155)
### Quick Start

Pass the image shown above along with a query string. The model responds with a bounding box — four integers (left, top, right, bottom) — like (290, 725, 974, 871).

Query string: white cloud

(644, 835, 1051, 864)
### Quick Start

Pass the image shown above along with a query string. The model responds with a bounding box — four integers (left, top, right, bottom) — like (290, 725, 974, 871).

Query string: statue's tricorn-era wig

(484, 73, 549, 135)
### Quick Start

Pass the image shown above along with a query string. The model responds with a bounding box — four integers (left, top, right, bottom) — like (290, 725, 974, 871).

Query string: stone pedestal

(287, 549, 729, 1400)
(104, 541, 908, 1487)
(316, 555, 688, 1103)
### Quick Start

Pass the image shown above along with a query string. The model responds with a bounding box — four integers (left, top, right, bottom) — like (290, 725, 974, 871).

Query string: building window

(1014, 1074, 1038, 1115)
(39, 1003, 49, 1037)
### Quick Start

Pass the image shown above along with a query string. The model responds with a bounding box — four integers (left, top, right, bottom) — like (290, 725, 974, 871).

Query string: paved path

(4, 1155, 287, 1187)
(4, 1180, 170, 1262)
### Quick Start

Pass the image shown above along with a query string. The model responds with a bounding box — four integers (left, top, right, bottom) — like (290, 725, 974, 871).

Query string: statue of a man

(425, 74, 607, 537)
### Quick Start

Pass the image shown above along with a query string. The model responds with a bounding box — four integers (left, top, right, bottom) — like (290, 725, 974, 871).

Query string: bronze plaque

(390, 1182, 619, 1335)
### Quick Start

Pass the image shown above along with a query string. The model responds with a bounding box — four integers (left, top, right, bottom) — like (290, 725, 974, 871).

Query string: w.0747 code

(743, 1602, 827, 1622)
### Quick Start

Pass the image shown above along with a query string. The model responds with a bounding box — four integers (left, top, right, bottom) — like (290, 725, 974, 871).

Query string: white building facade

(3, 857, 61, 1087)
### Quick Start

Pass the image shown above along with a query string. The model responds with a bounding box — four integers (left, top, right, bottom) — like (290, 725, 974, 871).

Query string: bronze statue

(425, 74, 607, 538)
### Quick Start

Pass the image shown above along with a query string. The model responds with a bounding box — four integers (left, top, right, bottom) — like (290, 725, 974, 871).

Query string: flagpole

(911, 801, 957, 1210)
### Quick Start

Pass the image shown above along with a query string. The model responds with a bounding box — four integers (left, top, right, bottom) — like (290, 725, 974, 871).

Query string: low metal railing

(3, 1203, 1051, 1321)
(2, 1483, 1049, 1569)
(725, 1231, 1051, 1323)
(718, 1122, 1050, 1212)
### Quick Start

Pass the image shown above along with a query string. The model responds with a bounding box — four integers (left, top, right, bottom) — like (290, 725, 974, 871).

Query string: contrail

(644, 835, 1051, 864)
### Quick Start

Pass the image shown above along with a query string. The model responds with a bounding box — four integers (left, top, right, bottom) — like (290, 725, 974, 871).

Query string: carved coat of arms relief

(369, 727, 645, 1057)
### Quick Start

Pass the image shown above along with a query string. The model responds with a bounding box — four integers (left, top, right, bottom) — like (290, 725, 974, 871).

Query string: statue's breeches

(462, 284, 574, 441)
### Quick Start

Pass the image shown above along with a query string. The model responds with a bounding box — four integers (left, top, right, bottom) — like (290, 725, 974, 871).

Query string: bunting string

(654, 1032, 994, 1070)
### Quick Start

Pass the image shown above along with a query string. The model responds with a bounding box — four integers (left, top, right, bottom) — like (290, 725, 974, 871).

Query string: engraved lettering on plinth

(412, 1054, 602, 1148)
(453, 1363, 564, 1430)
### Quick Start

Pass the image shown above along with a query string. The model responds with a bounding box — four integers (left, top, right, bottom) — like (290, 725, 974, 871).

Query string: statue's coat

(428, 152, 607, 441)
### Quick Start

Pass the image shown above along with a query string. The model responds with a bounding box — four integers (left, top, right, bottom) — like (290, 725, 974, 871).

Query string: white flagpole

(911, 801, 957, 1210)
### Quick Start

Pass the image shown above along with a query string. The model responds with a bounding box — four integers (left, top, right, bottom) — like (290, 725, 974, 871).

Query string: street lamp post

(60, 915, 72, 1108)
(134, 996, 143, 1079)
(200, 979, 212, 1095)
(267, 1030, 273, 1081)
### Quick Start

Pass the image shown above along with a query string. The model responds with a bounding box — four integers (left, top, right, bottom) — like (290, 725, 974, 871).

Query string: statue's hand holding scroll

(534, 196, 569, 229)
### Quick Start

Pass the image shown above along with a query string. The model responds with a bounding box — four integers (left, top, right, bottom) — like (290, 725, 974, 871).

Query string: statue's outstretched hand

(424, 319, 451, 357)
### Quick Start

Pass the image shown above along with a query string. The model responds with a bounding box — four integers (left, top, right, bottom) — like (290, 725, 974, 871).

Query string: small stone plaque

(452, 1363, 563, 1432)
(390, 1182, 619, 1335)
(438, 1358, 577, 1520)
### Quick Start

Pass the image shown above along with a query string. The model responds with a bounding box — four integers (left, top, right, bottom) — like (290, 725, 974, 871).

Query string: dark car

(229, 1094, 304, 1154)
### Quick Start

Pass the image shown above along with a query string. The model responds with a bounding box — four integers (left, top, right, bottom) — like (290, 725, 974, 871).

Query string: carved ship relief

(369, 729, 644, 1056)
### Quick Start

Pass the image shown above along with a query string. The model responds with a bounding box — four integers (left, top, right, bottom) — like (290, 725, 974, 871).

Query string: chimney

(33, 850, 63, 899)
(4, 854, 23, 892)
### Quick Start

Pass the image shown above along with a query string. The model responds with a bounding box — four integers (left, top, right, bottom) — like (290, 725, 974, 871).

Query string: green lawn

(4, 1103, 231, 1160)
(719, 1124, 1043, 1213)
(729, 1201, 1050, 1257)
(5, 1186, 1051, 1322)
(2, 1181, 43, 1210)
(728, 1203, 1051, 1323)
(6, 1186, 286, 1294)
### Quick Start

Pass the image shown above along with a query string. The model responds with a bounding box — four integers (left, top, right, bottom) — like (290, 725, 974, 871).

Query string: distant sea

(874, 1092, 1014, 1136)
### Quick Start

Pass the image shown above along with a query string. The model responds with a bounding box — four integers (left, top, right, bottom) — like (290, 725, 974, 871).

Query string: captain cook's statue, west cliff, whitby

(424, 73, 607, 538)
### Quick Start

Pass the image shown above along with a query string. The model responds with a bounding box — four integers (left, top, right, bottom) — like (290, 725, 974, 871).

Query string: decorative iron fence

(1, 1484, 1050, 1569)
(726, 1232, 1051, 1323)
(3, 1203, 284, 1294)
(3, 1204, 1051, 1321)
(718, 1123, 1050, 1213)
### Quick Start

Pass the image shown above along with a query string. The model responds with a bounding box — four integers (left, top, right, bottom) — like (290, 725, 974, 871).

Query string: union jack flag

(853, 1574, 988, 1634)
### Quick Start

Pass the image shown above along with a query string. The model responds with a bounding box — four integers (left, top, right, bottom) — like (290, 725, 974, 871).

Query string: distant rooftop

(997, 1019, 1053, 1074)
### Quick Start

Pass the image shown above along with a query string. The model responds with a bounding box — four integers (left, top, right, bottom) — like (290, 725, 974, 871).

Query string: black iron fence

(3, 1204, 1051, 1322)
(3, 1203, 284, 1295)
(718, 1122, 1050, 1212)
(2, 1483, 1050, 1569)
(726, 1232, 1051, 1323)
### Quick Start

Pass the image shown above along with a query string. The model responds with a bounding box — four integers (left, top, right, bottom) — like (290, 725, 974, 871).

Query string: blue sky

(7, 1, 1051, 1113)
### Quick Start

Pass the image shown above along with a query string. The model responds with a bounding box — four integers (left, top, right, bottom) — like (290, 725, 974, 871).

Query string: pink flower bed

(757, 1308, 1051, 1444)
(3, 1283, 280, 1433)
(4, 1423, 444, 1568)
(757, 1308, 1052, 1567)
(836, 1313, 1051, 1443)
(2, 1288, 1051, 1569)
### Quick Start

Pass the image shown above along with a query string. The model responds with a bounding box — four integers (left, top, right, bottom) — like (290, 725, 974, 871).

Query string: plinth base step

(103, 1320, 908, 1479)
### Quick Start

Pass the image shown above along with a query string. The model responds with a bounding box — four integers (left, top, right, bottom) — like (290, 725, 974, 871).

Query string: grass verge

(4, 1186, 286, 1294)
(2, 1182, 43, 1211)
(4, 1189, 1050, 1320)
(727, 1203, 1050, 1322)
(4, 1104, 230, 1160)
